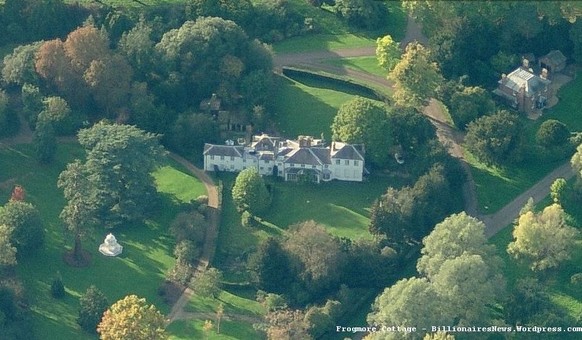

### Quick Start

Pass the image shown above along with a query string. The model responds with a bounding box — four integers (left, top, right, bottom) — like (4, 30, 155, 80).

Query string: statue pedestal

(99, 233, 123, 257)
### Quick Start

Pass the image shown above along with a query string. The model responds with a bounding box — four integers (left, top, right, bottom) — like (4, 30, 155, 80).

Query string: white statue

(99, 233, 123, 256)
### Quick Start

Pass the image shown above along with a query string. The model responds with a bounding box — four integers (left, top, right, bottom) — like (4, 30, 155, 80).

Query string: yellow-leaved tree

(97, 295, 167, 340)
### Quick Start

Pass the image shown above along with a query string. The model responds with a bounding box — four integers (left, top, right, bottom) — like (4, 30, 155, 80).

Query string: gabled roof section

(203, 144, 243, 157)
(310, 148, 331, 164)
(332, 144, 364, 161)
(284, 148, 323, 166)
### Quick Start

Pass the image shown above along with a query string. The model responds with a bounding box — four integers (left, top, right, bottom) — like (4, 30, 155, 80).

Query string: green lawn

(273, 74, 383, 139)
(465, 148, 564, 213)
(263, 174, 406, 240)
(544, 75, 582, 132)
(184, 288, 265, 317)
(168, 319, 262, 340)
(323, 56, 387, 77)
(0, 143, 205, 339)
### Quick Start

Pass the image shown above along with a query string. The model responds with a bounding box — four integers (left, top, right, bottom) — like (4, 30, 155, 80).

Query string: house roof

(310, 148, 331, 164)
(203, 144, 243, 157)
(332, 144, 364, 161)
(540, 50, 566, 66)
(284, 148, 322, 166)
(503, 68, 549, 96)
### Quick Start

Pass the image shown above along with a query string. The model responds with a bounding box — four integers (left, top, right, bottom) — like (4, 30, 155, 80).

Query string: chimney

(541, 68, 548, 79)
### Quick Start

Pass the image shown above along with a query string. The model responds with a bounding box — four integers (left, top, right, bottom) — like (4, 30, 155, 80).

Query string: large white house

(203, 134, 366, 182)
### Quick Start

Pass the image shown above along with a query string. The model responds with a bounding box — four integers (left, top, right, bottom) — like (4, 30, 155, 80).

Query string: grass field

(168, 318, 260, 340)
(323, 56, 387, 77)
(544, 75, 582, 132)
(273, 74, 383, 139)
(0, 142, 206, 339)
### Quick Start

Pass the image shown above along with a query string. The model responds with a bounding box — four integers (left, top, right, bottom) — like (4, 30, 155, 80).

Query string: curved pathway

(167, 153, 221, 323)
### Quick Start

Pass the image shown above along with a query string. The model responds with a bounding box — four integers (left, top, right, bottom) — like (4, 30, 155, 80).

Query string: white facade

(203, 134, 365, 182)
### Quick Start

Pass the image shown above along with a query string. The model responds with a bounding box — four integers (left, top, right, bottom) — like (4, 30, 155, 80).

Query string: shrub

(78, 285, 108, 333)
(241, 210, 254, 228)
(167, 262, 194, 285)
(536, 120, 570, 148)
(51, 277, 65, 299)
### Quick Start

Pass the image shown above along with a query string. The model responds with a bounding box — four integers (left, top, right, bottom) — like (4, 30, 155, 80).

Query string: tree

(231, 168, 270, 215)
(2, 41, 42, 85)
(166, 113, 220, 156)
(170, 211, 206, 245)
(97, 295, 167, 340)
(431, 254, 504, 325)
(551, 178, 567, 204)
(58, 160, 96, 266)
(265, 309, 312, 340)
(376, 35, 401, 72)
(389, 42, 444, 109)
(505, 278, 552, 325)
(173, 240, 199, 265)
(331, 97, 391, 166)
(334, 0, 387, 30)
(248, 237, 294, 294)
(369, 165, 454, 246)
(448, 86, 495, 130)
(465, 110, 523, 165)
(78, 285, 109, 333)
(417, 212, 496, 279)
(0, 200, 44, 255)
(21, 83, 44, 128)
(536, 119, 570, 148)
(33, 117, 57, 164)
(0, 225, 17, 268)
(39, 96, 79, 135)
(367, 277, 450, 340)
(215, 302, 224, 334)
(118, 19, 157, 79)
(387, 106, 435, 149)
(190, 268, 223, 298)
(508, 203, 579, 271)
(76, 122, 165, 228)
(83, 54, 133, 116)
(63, 24, 109, 74)
(284, 221, 344, 295)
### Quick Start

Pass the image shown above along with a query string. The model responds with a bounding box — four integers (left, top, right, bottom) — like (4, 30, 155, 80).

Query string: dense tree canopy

(331, 97, 391, 167)
(508, 203, 579, 272)
(417, 212, 497, 279)
(465, 110, 523, 165)
(0, 224, 17, 267)
(67, 122, 165, 228)
(284, 221, 344, 295)
(248, 237, 294, 294)
(0, 200, 44, 256)
(448, 86, 495, 130)
(536, 119, 570, 148)
(97, 295, 167, 340)
(2, 42, 42, 86)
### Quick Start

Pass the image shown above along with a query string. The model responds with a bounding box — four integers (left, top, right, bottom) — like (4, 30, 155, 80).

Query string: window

(267, 167, 272, 172)
(345, 160, 349, 165)
(312, 165, 316, 169)
(324, 164, 329, 169)
(335, 159, 340, 165)
(230, 164, 234, 169)
(210, 155, 215, 160)
(243, 159, 246, 163)
(243, 166, 247, 170)
(354, 160, 359, 166)
(230, 156, 234, 161)
(265, 160, 270, 164)
(260, 167, 264, 171)
(220, 156, 225, 160)
(301, 164, 305, 168)
(290, 163, 295, 167)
